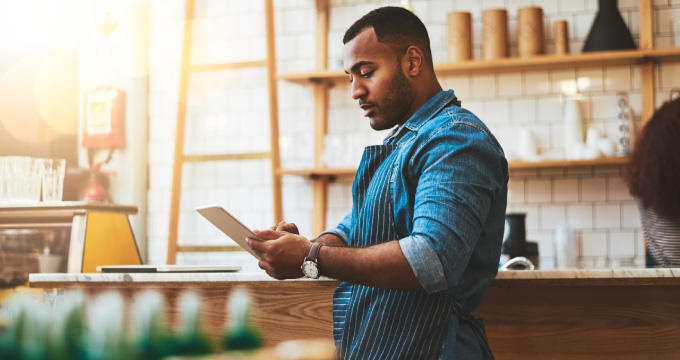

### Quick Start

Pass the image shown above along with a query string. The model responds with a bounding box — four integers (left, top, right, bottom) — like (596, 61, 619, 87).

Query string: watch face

(302, 261, 319, 278)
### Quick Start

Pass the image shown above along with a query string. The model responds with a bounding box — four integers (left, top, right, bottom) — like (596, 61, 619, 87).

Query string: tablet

(196, 205, 261, 259)
(97, 265, 242, 273)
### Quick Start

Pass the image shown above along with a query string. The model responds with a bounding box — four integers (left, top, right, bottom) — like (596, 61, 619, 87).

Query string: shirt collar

(384, 89, 458, 143)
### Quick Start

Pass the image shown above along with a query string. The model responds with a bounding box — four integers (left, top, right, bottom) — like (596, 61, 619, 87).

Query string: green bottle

(82, 292, 127, 360)
(46, 290, 87, 360)
(127, 290, 174, 360)
(173, 291, 212, 356)
(222, 288, 263, 352)
(3, 293, 51, 360)
(0, 299, 22, 360)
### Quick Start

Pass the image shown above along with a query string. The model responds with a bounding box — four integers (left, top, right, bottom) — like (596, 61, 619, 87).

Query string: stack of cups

(41, 158, 66, 202)
(482, 9, 509, 60)
(4, 157, 40, 202)
(517, 7, 545, 57)
(447, 12, 472, 62)
(0, 156, 65, 203)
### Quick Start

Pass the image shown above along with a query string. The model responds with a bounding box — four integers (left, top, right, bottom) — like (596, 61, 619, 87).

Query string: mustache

(359, 100, 377, 107)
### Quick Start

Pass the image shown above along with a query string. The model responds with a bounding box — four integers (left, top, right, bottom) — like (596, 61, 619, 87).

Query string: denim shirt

(323, 90, 508, 357)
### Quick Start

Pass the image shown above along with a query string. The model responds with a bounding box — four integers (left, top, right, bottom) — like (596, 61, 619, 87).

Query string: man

(247, 6, 508, 359)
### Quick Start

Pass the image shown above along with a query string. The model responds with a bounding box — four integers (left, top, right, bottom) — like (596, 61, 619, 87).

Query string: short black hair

(343, 6, 433, 66)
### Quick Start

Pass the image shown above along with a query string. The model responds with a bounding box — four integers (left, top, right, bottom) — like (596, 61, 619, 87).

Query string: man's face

(343, 27, 414, 130)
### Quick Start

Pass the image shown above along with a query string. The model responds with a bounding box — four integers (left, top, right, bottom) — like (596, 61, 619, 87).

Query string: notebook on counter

(97, 264, 242, 273)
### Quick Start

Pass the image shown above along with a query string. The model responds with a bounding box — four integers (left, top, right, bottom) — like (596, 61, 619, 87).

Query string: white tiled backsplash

(146, 0, 680, 270)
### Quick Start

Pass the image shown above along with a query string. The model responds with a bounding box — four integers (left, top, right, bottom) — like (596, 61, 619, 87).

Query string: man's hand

(248, 229, 312, 280)
(268, 221, 299, 235)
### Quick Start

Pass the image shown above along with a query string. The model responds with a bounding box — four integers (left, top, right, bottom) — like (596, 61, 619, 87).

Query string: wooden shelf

(274, 0, 659, 234)
(508, 156, 629, 169)
(645, 47, 680, 61)
(277, 48, 680, 83)
(277, 157, 629, 178)
(278, 168, 356, 178)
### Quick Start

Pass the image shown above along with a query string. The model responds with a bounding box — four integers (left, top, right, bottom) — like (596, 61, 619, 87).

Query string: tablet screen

(196, 205, 261, 259)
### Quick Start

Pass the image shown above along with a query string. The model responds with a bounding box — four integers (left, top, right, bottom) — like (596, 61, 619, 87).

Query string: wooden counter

(30, 269, 680, 359)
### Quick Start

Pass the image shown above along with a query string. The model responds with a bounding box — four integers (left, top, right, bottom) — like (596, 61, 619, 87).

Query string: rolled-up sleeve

(318, 211, 352, 244)
(403, 121, 505, 293)
(399, 234, 447, 293)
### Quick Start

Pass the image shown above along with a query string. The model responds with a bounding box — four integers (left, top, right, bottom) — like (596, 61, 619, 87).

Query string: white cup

(585, 127, 601, 149)
(41, 158, 66, 202)
(4, 156, 34, 202)
(598, 138, 617, 157)
(27, 158, 43, 202)
(517, 128, 539, 161)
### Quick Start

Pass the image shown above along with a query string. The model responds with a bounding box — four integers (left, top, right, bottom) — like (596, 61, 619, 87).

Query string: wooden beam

(639, 0, 653, 51)
(316, 0, 329, 70)
(313, 86, 329, 169)
(264, 0, 283, 224)
(167, 0, 195, 265)
(183, 152, 270, 162)
(190, 60, 266, 73)
(312, 178, 329, 236)
(314, 0, 330, 167)
(312, 85, 330, 234)
(311, 0, 331, 235)
(639, 0, 655, 125)
(641, 63, 655, 125)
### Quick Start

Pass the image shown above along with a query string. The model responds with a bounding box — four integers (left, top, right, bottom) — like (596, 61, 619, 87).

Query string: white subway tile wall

(147, 0, 679, 269)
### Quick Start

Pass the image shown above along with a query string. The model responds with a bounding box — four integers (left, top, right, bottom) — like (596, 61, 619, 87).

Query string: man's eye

(360, 70, 373, 78)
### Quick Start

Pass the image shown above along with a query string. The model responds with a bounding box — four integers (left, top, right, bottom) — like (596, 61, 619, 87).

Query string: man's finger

(247, 237, 268, 252)
(275, 222, 299, 234)
(258, 260, 272, 272)
(253, 229, 288, 240)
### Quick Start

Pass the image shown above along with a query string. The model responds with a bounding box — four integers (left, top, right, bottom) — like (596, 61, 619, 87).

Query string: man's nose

(351, 80, 366, 100)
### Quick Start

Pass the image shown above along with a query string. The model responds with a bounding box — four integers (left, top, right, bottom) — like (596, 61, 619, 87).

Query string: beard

(367, 61, 414, 131)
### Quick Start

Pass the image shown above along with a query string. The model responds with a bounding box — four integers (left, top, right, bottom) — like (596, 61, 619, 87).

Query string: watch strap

(305, 242, 323, 263)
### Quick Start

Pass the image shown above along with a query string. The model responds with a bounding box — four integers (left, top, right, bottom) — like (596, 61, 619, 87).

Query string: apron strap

(449, 299, 495, 360)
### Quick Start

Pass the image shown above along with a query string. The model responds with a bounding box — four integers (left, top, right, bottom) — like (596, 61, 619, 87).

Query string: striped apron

(333, 143, 455, 359)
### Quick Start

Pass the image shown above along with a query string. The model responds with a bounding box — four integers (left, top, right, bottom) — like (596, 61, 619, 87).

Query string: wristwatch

(301, 242, 323, 279)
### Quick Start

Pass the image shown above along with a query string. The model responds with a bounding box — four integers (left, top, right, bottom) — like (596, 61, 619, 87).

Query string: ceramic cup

(598, 138, 617, 157)
(41, 158, 66, 202)
(517, 128, 539, 161)
(586, 127, 601, 149)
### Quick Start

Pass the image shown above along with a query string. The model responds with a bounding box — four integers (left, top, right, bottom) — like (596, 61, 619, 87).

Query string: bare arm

(248, 230, 421, 290)
(318, 240, 421, 290)
(313, 233, 348, 247)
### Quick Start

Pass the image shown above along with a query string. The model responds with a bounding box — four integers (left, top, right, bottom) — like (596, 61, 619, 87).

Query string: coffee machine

(501, 213, 539, 269)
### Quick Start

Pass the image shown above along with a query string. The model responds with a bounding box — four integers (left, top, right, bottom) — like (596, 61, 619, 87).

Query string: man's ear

(405, 46, 424, 76)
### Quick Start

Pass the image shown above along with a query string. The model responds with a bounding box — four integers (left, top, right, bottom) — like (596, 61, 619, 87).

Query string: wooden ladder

(166, 0, 282, 264)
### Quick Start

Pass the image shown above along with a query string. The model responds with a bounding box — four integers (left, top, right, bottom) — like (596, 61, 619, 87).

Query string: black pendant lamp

(582, 0, 637, 52)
